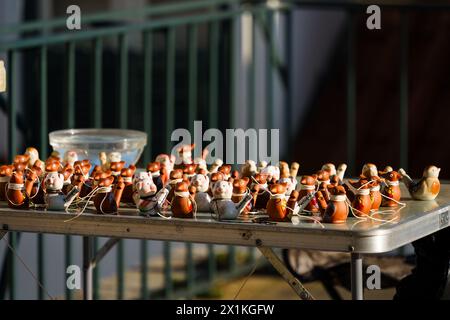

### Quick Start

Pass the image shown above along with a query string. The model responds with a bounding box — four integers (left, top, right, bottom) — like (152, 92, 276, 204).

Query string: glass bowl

(49, 128, 147, 167)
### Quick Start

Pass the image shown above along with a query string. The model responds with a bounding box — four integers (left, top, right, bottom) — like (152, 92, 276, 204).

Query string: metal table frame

(1, 185, 449, 300)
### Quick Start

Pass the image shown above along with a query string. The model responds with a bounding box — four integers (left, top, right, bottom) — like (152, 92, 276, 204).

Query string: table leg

(258, 246, 314, 300)
(351, 252, 363, 300)
(83, 236, 94, 300)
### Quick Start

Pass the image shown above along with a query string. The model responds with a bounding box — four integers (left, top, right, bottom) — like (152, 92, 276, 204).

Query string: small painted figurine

(175, 143, 195, 170)
(251, 173, 270, 210)
(147, 162, 164, 191)
(6, 170, 29, 209)
(0, 165, 13, 201)
(63, 150, 78, 168)
(241, 160, 257, 178)
(167, 169, 184, 203)
(61, 165, 74, 195)
(191, 169, 211, 212)
(257, 160, 268, 173)
(297, 175, 319, 214)
(208, 158, 223, 175)
(133, 172, 169, 216)
(218, 164, 232, 181)
(183, 163, 197, 182)
(321, 163, 336, 177)
(120, 165, 136, 204)
(155, 153, 175, 185)
(43, 164, 79, 211)
(110, 161, 126, 182)
(266, 183, 299, 222)
(171, 181, 196, 218)
(210, 180, 252, 220)
(322, 185, 349, 224)
(208, 172, 225, 197)
(278, 162, 297, 197)
(380, 170, 402, 207)
(25, 164, 46, 207)
(231, 177, 252, 214)
(93, 176, 124, 214)
(261, 165, 280, 185)
(25, 147, 40, 169)
(399, 166, 441, 201)
(349, 176, 372, 216)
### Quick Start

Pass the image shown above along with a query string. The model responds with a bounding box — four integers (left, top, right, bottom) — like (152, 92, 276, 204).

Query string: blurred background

(0, 0, 449, 300)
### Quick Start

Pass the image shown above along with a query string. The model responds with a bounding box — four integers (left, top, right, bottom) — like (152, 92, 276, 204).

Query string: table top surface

(0, 184, 449, 253)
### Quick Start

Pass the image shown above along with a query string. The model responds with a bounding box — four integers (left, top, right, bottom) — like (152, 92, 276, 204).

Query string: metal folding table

(1, 184, 449, 300)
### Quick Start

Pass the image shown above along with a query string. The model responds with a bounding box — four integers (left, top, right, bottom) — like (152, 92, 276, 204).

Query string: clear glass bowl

(49, 129, 147, 167)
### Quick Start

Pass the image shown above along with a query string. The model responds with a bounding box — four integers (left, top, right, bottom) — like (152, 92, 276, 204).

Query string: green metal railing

(0, 0, 287, 300)
(1, 0, 444, 299)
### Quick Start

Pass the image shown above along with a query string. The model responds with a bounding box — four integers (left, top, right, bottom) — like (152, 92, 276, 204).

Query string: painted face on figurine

(44, 172, 65, 191)
(134, 172, 157, 197)
(212, 181, 233, 199)
(191, 173, 209, 193)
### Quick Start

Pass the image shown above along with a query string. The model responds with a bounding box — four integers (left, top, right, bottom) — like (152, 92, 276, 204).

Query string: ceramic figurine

(25, 164, 46, 207)
(297, 175, 319, 214)
(0, 60, 5, 92)
(78, 160, 94, 198)
(110, 161, 125, 180)
(257, 160, 268, 173)
(278, 161, 296, 197)
(183, 163, 197, 182)
(167, 169, 184, 203)
(379, 170, 402, 207)
(155, 153, 175, 185)
(0, 165, 13, 201)
(231, 177, 252, 214)
(175, 143, 195, 169)
(218, 164, 232, 181)
(63, 150, 78, 167)
(336, 163, 347, 182)
(209, 158, 223, 175)
(14, 154, 30, 166)
(322, 185, 349, 224)
(349, 176, 372, 216)
(171, 181, 196, 218)
(43, 164, 79, 211)
(93, 176, 124, 214)
(210, 180, 252, 220)
(316, 190, 329, 215)
(147, 162, 164, 191)
(321, 163, 336, 177)
(266, 183, 298, 222)
(369, 179, 382, 211)
(261, 165, 280, 184)
(241, 160, 257, 178)
(61, 165, 74, 195)
(193, 148, 209, 172)
(120, 165, 136, 204)
(399, 166, 441, 201)
(25, 147, 40, 169)
(6, 170, 29, 209)
(208, 171, 224, 197)
(251, 173, 270, 210)
(133, 172, 169, 216)
(99, 152, 109, 171)
(290, 162, 300, 180)
(48, 151, 61, 162)
(362, 163, 378, 179)
(191, 169, 211, 212)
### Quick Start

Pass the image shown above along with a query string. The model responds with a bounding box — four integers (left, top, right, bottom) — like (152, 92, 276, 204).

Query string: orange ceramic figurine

(322, 185, 349, 224)
(251, 173, 270, 210)
(399, 166, 441, 201)
(349, 176, 372, 216)
(120, 165, 136, 204)
(147, 162, 164, 191)
(171, 181, 196, 218)
(231, 177, 251, 214)
(380, 170, 402, 207)
(218, 164, 232, 181)
(266, 183, 298, 222)
(93, 176, 124, 214)
(183, 163, 197, 182)
(167, 169, 184, 203)
(0, 165, 13, 201)
(25, 164, 46, 207)
(6, 170, 29, 209)
(155, 153, 175, 185)
(297, 175, 319, 214)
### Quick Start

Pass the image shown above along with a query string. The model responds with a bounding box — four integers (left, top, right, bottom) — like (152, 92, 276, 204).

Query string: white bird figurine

(399, 166, 441, 201)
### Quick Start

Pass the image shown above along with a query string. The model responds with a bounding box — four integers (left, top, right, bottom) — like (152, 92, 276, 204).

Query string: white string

(64, 186, 111, 222)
